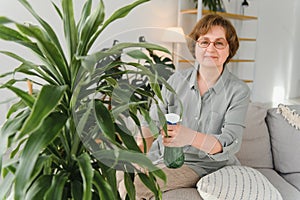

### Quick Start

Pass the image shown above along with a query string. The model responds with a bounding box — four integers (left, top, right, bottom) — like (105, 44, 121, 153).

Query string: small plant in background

(193, 0, 224, 12)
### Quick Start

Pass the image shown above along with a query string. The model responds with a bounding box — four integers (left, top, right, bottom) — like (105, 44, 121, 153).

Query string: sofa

(160, 102, 300, 200)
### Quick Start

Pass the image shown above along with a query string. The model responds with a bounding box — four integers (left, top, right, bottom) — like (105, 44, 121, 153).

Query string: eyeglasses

(197, 38, 228, 50)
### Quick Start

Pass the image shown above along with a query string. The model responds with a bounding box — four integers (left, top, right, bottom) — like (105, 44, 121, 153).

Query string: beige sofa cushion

(236, 102, 273, 168)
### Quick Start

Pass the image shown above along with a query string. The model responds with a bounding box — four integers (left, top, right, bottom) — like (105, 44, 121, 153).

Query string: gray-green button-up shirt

(145, 66, 250, 176)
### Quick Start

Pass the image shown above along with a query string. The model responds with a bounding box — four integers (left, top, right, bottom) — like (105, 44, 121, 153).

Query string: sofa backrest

(236, 102, 274, 168)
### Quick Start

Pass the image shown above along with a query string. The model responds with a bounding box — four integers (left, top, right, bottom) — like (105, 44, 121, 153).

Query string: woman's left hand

(161, 124, 197, 147)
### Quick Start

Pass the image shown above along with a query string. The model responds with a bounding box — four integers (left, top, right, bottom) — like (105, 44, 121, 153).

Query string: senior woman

(120, 13, 250, 200)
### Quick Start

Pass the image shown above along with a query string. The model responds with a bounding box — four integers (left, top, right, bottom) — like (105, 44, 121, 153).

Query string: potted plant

(0, 0, 175, 199)
(193, 0, 225, 12)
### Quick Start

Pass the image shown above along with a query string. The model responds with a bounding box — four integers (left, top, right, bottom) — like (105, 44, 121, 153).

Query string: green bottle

(163, 113, 185, 168)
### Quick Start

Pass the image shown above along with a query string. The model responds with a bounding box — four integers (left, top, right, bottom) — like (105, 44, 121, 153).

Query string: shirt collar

(189, 66, 229, 94)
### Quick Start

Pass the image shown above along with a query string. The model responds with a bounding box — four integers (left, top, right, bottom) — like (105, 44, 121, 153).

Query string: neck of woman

(197, 65, 223, 96)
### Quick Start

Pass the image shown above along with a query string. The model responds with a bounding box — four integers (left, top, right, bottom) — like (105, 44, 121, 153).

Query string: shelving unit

(177, 0, 258, 85)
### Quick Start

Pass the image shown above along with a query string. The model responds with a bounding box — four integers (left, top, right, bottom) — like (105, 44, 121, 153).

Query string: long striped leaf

(62, 0, 77, 59)
(18, 0, 65, 56)
(6, 100, 27, 119)
(0, 110, 29, 176)
(93, 171, 116, 199)
(19, 85, 67, 138)
(44, 173, 68, 200)
(138, 172, 161, 199)
(5, 85, 35, 108)
(0, 24, 42, 55)
(14, 112, 68, 200)
(0, 45, 61, 86)
(0, 172, 14, 200)
(96, 161, 119, 198)
(124, 172, 136, 199)
(0, 24, 30, 41)
(76, 152, 93, 200)
(16, 23, 69, 83)
(0, 16, 13, 24)
(77, 0, 92, 35)
(25, 175, 52, 200)
(77, 0, 104, 55)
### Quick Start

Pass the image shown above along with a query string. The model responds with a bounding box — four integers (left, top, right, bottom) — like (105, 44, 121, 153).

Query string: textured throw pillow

(266, 104, 300, 173)
(235, 102, 273, 168)
(197, 165, 282, 200)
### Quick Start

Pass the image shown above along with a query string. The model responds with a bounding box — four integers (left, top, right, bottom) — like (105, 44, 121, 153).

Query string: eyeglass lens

(197, 39, 227, 49)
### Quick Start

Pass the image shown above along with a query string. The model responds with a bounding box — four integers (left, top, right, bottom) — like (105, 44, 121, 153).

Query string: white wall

(253, 0, 300, 103)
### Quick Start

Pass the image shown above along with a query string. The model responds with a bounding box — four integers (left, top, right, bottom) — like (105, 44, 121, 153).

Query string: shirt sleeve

(207, 84, 250, 161)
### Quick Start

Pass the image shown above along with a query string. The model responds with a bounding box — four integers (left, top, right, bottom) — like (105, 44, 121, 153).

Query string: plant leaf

(62, 0, 78, 59)
(44, 172, 69, 200)
(0, 110, 29, 173)
(19, 85, 67, 138)
(0, 16, 13, 24)
(124, 172, 136, 199)
(92, 171, 116, 199)
(138, 172, 162, 199)
(18, 0, 65, 56)
(71, 180, 83, 200)
(115, 123, 141, 152)
(76, 152, 94, 200)
(14, 112, 67, 200)
(77, 0, 92, 36)
(77, 0, 104, 55)
(0, 172, 14, 200)
(0, 24, 42, 55)
(6, 99, 27, 119)
(94, 99, 116, 143)
(5, 85, 35, 108)
(92, 149, 160, 172)
(126, 49, 152, 63)
(16, 23, 69, 84)
(25, 175, 52, 200)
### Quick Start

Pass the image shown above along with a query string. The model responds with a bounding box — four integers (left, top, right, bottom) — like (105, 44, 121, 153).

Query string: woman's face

(195, 26, 229, 69)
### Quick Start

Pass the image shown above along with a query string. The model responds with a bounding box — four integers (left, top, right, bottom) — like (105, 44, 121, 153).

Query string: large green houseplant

(0, 0, 175, 199)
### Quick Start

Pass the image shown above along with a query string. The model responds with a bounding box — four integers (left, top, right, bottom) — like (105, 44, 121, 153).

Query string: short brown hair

(188, 13, 239, 64)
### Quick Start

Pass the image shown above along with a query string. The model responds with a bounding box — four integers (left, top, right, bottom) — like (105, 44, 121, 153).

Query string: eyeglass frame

(196, 38, 228, 50)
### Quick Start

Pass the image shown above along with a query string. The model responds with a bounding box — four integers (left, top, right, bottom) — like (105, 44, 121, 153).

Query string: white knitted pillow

(197, 166, 282, 200)
(277, 104, 300, 130)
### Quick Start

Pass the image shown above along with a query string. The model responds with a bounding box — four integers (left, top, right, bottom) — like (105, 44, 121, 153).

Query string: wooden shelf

(181, 9, 258, 20)
(239, 38, 256, 42)
(179, 59, 255, 63)
(242, 79, 253, 83)
(230, 59, 255, 63)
